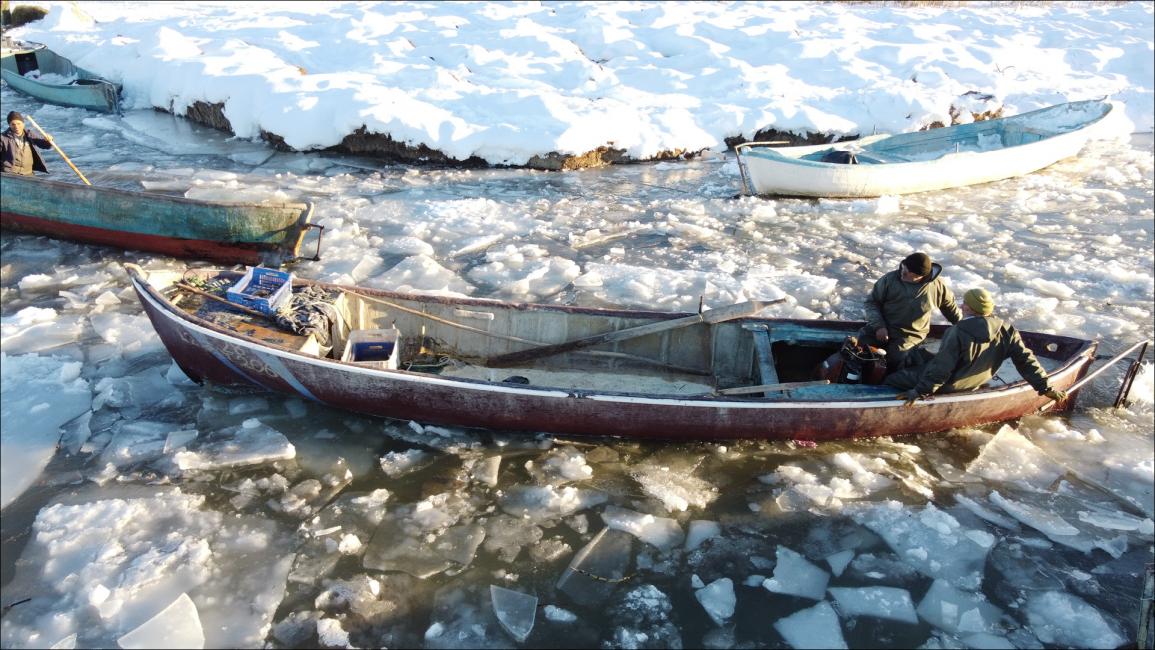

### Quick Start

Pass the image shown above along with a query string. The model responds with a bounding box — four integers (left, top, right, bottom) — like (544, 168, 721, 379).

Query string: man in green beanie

(886, 287, 1068, 405)
(858, 252, 962, 372)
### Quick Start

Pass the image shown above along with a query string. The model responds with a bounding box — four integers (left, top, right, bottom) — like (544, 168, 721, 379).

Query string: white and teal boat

(735, 99, 1114, 198)
(1, 40, 121, 113)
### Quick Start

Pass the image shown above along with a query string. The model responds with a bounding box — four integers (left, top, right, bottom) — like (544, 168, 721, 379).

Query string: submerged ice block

(490, 585, 537, 642)
(556, 527, 634, 606)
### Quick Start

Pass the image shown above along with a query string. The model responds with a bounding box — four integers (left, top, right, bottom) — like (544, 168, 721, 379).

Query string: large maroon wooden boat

(127, 265, 1106, 441)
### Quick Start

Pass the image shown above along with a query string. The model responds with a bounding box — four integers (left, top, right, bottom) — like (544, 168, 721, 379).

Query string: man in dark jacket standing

(1, 111, 52, 175)
(887, 287, 1068, 404)
(858, 252, 962, 372)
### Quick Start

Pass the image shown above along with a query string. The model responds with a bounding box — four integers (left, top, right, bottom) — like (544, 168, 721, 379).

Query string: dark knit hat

(902, 252, 932, 276)
(6, 111, 23, 123)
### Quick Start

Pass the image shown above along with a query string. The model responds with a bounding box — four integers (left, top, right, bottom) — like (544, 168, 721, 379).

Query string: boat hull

(0, 42, 121, 112)
(1, 173, 315, 266)
(128, 268, 1098, 441)
(737, 99, 1113, 198)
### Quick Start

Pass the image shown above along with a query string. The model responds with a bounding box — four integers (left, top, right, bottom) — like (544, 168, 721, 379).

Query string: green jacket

(864, 262, 961, 351)
(914, 315, 1053, 395)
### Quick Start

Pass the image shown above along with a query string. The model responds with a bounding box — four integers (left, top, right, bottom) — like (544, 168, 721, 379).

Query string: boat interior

(156, 269, 1066, 402)
(749, 101, 1110, 166)
(794, 122, 1061, 165)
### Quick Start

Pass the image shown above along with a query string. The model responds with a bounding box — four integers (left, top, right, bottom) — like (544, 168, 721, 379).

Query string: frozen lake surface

(0, 87, 1152, 649)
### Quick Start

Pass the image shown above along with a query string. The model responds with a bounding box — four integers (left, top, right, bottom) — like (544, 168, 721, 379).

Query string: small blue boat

(1, 40, 121, 113)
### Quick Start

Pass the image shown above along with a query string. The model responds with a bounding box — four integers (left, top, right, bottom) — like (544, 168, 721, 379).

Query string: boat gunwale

(738, 99, 1113, 169)
(0, 172, 311, 212)
(131, 267, 1098, 408)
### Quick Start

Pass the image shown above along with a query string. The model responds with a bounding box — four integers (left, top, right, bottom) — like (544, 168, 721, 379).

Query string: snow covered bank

(9, 1, 1153, 168)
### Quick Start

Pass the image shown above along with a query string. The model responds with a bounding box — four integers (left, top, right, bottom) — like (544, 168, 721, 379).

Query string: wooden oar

(714, 380, 830, 396)
(485, 298, 785, 368)
(176, 281, 269, 319)
(23, 114, 91, 185)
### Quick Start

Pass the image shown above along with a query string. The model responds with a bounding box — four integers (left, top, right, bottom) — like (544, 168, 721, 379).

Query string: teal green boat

(1, 173, 322, 266)
(1, 40, 121, 113)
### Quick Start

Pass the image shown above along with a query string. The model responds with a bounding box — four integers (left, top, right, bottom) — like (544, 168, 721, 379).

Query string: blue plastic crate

(226, 267, 292, 315)
(341, 329, 400, 369)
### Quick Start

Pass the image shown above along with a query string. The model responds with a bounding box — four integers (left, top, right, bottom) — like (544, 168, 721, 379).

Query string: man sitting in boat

(858, 252, 962, 372)
(887, 288, 1068, 405)
(1, 111, 51, 176)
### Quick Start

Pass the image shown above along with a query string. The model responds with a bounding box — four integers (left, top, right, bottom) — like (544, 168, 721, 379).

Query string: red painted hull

(1, 172, 316, 266)
(2, 210, 269, 265)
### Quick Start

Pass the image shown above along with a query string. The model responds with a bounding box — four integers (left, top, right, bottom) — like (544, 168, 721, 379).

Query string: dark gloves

(896, 389, 922, 406)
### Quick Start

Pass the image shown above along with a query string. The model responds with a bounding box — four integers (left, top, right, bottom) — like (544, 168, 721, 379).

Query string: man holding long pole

(0, 110, 52, 175)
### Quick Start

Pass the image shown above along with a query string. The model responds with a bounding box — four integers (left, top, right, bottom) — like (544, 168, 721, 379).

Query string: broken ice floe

(916, 579, 1004, 636)
(847, 501, 992, 590)
(694, 577, 735, 626)
(828, 586, 918, 624)
(490, 585, 537, 642)
(762, 546, 829, 601)
(601, 504, 685, 550)
(378, 448, 434, 478)
(115, 593, 204, 649)
(1024, 590, 1127, 649)
(965, 426, 1067, 490)
(173, 419, 295, 471)
(557, 527, 634, 606)
(499, 484, 607, 523)
(685, 519, 721, 551)
(1, 352, 92, 510)
(0, 487, 293, 648)
(773, 601, 847, 649)
(629, 457, 718, 512)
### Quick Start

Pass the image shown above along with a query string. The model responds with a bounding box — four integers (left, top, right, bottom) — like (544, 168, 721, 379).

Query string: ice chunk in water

(965, 426, 1066, 489)
(953, 493, 1020, 531)
(99, 421, 171, 469)
(826, 550, 855, 577)
(916, 579, 1003, 635)
(499, 484, 607, 523)
(1024, 591, 1125, 649)
(378, 448, 433, 478)
(828, 586, 918, 624)
(959, 632, 1016, 649)
(483, 514, 544, 563)
(173, 420, 295, 471)
(630, 459, 718, 512)
(48, 633, 77, 649)
(847, 501, 991, 590)
(685, 520, 721, 551)
(471, 455, 501, 486)
(543, 605, 577, 623)
(536, 445, 593, 482)
(989, 491, 1079, 536)
(556, 527, 633, 606)
(363, 513, 485, 579)
(601, 505, 685, 550)
(694, 577, 735, 626)
(1077, 509, 1151, 531)
(116, 592, 204, 649)
(490, 585, 537, 642)
(773, 601, 847, 649)
(1, 352, 91, 509)
(763, 546, 829, 601)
